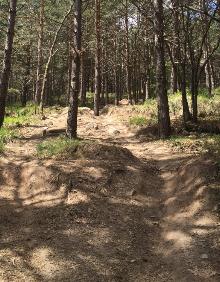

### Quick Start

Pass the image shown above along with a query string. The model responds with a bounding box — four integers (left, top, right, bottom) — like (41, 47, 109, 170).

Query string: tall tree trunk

(202, 0, 213, 97)
(154, 0, 171, 138)
(191, 67, 199, 123)
(181, 62, 191, 123)
(21, 44, 31, 107)
(170, 65, 178, 93)
(114, 32, 120, 106)
(0, 0, 17, 127)
(94, 0, 101, 116)
(105, 75, 109, 104)
(35, 0, 44, 109)
(125, 0, 132, 104)
(205, 59, 214, 97)
(66, 0, 82, 138)
(39, 6, 72, 113)
(80, 52, 87, 106)
(67, 20, 73, 104)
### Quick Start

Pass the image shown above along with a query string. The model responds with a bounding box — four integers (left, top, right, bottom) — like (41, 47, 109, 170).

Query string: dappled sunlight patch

(82, 166, 105, 180)
(195, 186, 206, 197)
(194, 215, 217, 227)
(30, 247, 71, 279)
(66, 190, 90, 205)
(0, 249, 37, 281)
(166, 200, 203, 223)
(20, 182, 68, 207)
(191, 228, 210, 236)
(108, 196, 146, 207)
(163, 230, 193, 250)
(164, 196, 176, 205)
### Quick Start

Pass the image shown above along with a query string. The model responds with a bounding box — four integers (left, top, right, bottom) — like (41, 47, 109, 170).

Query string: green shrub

(168, 134, 220, 156)
(214, 87, 220, 96)
(36, 136, 82, 158)
(129, 116, 149, 126)
(5, 104, 36, 126)
(0, 127, 19, 153)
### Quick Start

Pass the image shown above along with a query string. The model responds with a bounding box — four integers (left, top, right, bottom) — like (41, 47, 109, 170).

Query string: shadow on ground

(0, 147, 220, 281)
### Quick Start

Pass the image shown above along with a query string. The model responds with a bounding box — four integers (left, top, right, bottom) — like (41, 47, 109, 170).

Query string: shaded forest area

(0, 0, 220, 139)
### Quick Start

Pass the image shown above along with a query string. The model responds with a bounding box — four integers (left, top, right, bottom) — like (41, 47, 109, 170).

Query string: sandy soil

(0, 105, 220, 281)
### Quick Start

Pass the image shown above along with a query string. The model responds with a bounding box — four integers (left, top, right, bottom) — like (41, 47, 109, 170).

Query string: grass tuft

(5, 104, 37, 126)
(168, 134, 220, 156)
(36, 136, 82, 158)
(0, 127, 19, 153)
(129, 116, 149, 127)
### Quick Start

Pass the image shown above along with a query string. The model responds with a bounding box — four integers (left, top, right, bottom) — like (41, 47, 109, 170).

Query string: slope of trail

(0, 106, 220, 281)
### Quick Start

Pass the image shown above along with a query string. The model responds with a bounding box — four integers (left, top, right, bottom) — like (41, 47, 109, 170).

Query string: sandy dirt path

(0, 106, 220, 281)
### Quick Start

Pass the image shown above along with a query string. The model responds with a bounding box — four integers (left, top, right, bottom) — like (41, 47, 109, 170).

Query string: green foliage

(135, 91, 220, 120)
(5, 104, 36, 126)
(129, 116, 149, 126)
(168, 91, 184, 117)
(168, 134, 220, 156)
(0, 104, 38, 153)
(214, 87, 220, 96)
(36, 136, 82, 158)
(0, 127, 19, 153)
(8, 88, 20, 97)
(198, 95, 220, 118)
(132, 99, 157, 120)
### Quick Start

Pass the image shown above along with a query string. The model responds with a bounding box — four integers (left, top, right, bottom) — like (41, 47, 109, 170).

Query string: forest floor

(0, 105, 220, 281)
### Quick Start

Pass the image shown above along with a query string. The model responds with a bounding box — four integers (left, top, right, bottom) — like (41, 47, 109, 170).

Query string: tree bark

(35, 0, 44, 109)
(39, 6, 72, 113)
(154, 0, 171, 138)
(66, 0, 82, 138)
(94, 0, 101, 116)
(21, 44, 31, 107)
(0, 0, 17, 127)
(125, 0, 132, 104)
(80, 52, 87, 106)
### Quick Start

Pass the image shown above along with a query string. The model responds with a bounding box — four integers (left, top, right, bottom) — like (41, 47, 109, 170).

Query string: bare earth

(0, 106, 220, 281)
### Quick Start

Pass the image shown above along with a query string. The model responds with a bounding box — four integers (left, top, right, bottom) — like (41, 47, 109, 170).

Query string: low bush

(36, 137, 82, 158)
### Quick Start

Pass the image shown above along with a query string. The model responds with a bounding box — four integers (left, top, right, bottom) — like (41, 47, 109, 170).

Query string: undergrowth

(36, 136, 83, 158)
(5, 104, 37, 126)
(129, 116, 149, 126)
(0, 104, 39, 153)
(168, 134, 220, 157)
(0, 127, 19, 153)
(132, 90, 220, 120)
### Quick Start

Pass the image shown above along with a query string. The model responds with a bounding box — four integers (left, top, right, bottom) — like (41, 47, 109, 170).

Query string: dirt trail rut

(0, 106, 220, 281)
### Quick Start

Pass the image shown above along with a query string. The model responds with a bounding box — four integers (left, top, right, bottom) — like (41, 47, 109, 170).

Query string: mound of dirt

(76, 143, 138, 162)
(48, 143, 151, 198)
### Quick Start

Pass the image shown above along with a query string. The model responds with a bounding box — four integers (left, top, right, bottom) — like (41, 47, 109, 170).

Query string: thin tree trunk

(170, 65, 178, 93)
(66, 0, 82, 138)
(154, 0, 171, 138)
(80, 52, 87, 106)
(35, 0, 44, 110)
(191, 68, 199, 123)
(181, 62, 191, 123)
(39, 6, 72, 113)
(21, 44, 31, 107)
(125, 0, 132, 104)
(105, 75, 109, 104)
(114, 32, 120, 106)
(0, 0, 17, 127)
(94, 0, 101, 116)
(205, 60, 213, 97)
(173, 0, 191, 123)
